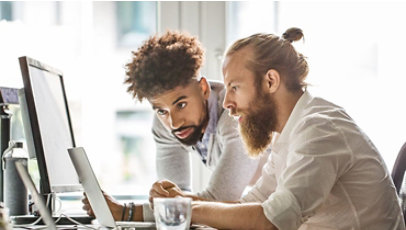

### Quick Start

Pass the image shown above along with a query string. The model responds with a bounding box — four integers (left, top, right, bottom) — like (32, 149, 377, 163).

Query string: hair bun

(282, 27, 304, 43)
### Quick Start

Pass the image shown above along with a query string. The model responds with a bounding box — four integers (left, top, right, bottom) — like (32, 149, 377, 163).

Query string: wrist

(127, 202, 135, 221)
(121, 203, 144, 221)
(121, 203, 127, 221)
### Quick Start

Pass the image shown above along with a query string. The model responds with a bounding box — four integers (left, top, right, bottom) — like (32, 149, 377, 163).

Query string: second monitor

(19, 56, 81, 196)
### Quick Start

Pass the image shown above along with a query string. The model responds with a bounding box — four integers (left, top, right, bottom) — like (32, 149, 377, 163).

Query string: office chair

(391, 142, 406, 224)
(392, 142, 406, 194)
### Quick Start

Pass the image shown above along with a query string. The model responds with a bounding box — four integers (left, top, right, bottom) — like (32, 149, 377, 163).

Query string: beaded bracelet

(128, 202, 135, 221)
(121, 203, 127, 221)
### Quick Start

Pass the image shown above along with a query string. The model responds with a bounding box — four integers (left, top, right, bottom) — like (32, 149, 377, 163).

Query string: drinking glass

(153, 197, 192, 230)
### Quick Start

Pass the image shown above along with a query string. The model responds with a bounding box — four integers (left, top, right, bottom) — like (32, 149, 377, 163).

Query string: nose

(223, 91, 235, 111)
(169, 112, 184, 130)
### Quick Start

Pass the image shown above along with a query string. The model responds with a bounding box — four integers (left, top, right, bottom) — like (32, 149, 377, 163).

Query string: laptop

(15, 160, 57, 230)
(68, 147, 156, 229)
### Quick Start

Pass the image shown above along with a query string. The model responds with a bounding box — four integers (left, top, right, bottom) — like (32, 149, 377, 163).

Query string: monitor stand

(10, 214, 94, 225)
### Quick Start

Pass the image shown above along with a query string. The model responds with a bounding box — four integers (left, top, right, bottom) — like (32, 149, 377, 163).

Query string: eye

(157, 109, 168, 116)
(177, 102, 187, 109)
(232, 86, 238, 92)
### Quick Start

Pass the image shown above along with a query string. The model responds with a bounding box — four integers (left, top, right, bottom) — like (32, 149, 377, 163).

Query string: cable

(55, 213, 99, 230)
(12, 193, 52, 228)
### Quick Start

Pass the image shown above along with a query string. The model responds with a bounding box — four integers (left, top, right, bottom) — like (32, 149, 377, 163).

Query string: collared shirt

(241, 91, 405, 230)
(195, 91, 219, 163)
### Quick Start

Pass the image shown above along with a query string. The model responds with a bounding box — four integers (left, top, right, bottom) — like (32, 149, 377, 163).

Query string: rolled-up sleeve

(262, 117, 353, 230)
(241, 148, 276, 203)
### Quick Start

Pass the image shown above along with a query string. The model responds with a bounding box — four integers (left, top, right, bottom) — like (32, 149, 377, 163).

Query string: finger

(83, 204, 95, 216)
(81, 197, 89, 204)
(160, 180, 176, 189)
(149, 190, 167, 200)
(167, 187, 181, 197)
(154, 183, 170, 196)
(149, 190, 165, 208)
(82, 203, 90, 211)
(148, 196, 156, 210)
(150, 188, 168, 198)
(87, 209, 94, 217)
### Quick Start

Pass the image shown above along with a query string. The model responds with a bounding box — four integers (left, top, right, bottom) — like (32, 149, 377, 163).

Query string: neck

(274, 89, 303, 133)
(200, 100, 210, 134)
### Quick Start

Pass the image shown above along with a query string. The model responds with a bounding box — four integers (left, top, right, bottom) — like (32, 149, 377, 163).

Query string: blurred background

(1, 1, 406, 198)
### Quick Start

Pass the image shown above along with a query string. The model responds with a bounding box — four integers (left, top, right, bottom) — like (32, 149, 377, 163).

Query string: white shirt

(241, 91, 405, 230)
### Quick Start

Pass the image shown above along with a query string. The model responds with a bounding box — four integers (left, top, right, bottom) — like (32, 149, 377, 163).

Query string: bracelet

(128, 202, 135, 221)
(121, 203, 127, 221)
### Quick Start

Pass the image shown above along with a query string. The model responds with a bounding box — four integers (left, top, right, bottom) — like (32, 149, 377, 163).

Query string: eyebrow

(151, 95, 188, 110)
(227, 79, 237, 87)
(172, 95, 187, 105)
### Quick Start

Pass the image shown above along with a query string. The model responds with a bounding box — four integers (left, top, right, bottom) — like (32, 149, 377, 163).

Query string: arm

(259, 117, 353, 230)
(192, 201, 277, 230)
(82, 192, 144, 221)
(197, 112, 260, 201)
(149, 180, 209, 203)
(152, 116, 192, 191)
(240, 149, 277, 203)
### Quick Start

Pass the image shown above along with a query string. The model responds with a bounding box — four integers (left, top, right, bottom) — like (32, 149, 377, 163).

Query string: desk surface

(12, 224, 216, 230)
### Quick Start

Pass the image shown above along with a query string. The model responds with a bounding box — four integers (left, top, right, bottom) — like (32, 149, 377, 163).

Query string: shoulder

(289, 97, 354, 154)
(216, 109, 239, 139)
(208, 80, 226, 103)
(151, 115, 176, 142)
(295, 96, 351, 132)
(207, 79, 225, 90)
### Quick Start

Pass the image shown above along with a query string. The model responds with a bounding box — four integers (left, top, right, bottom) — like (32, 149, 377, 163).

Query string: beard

(238, 92, 277, 157)
(172, 103, 209, 146)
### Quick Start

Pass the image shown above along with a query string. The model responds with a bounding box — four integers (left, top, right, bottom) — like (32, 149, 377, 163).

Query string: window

(116, 1, 157, 47)
(0, 1, 13, 21)
(227, 1, 406, 169)
(0, 2, 158, 197)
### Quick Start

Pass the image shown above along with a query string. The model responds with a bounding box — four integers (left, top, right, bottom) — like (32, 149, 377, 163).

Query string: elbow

(254, 208, 278, 230)
(256, 220, 278, 230)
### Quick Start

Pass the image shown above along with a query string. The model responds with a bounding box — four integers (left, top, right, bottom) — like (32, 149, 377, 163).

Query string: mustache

(171, 125, 196, 133)
(228, 108, 239, 116)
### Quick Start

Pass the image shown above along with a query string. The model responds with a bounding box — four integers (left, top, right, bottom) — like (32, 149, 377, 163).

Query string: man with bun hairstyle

(150, 28, 405, 229)
(82, 31, 264, 221)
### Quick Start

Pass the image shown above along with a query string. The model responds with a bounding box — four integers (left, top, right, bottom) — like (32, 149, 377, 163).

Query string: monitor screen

(19, 56, 81, 193)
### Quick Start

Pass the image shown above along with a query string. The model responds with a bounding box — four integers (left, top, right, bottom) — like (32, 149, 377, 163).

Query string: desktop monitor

(18, 56, 81, 194)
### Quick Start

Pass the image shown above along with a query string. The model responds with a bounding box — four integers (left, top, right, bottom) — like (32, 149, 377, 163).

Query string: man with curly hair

(82, 31, 264, 221)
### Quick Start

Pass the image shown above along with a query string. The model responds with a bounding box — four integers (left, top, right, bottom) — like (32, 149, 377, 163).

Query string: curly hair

(125, 31, 205, 101)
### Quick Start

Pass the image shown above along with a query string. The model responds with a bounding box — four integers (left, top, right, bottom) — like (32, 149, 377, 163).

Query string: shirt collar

(271, 90, 313, 151)
(203, 90, 219, 136)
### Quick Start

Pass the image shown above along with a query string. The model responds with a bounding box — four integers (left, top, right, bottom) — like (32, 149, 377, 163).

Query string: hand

(149, 180, 185, 206)
(81, 193, 94, 217)
(81, 191, 125, 221)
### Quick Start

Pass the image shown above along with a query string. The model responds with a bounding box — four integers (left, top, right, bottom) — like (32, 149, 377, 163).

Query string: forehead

(148, 82, 200, 106)
(223, 48, 254, 84)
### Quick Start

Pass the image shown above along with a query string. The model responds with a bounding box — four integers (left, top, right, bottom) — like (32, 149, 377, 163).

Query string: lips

(231, 114, 243, 123)
(174, 127, 194, 139)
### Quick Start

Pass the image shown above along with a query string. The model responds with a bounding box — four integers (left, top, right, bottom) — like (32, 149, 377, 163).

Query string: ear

(199, 77, 211, 100)
(264, 69, 280, 94)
